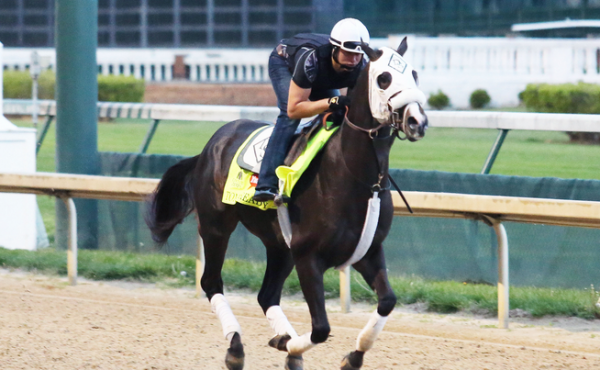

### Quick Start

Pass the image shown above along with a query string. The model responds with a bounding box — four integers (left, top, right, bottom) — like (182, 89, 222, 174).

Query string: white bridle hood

(368, 47, 426, 123)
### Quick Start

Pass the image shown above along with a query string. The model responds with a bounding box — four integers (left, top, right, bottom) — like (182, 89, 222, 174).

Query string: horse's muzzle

(403, 102, 428, 142)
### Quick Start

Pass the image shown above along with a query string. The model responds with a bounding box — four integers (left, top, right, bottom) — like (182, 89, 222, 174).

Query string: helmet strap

(332, 46, 361, 73)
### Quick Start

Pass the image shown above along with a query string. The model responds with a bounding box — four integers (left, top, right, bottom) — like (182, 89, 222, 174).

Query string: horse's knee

(310, 323, 330, 344)
(377, 293, 397, 317)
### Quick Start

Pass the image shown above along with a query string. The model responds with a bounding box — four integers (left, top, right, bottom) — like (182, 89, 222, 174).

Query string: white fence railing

(4, 36, 600, 107)
(0, 172, 599, 329)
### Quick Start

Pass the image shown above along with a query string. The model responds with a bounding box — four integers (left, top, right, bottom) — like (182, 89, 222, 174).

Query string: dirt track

(1, 270, 600, 370)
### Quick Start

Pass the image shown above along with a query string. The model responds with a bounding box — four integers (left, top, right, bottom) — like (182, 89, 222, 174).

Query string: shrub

(98, 74, 145, 102)
(520, 82, 600, 144)
(2, 70, 33, 99)
(2, 70, 144, 102)
(427, 90, 450, 110)
(469, 89, 491, 109)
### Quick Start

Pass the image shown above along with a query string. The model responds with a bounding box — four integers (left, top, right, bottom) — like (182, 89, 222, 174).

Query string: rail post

(196, 236, 205, 298)
(61, 196, 78, 286)
(484, 215, 510, 329)
(340, 266, 351, 313)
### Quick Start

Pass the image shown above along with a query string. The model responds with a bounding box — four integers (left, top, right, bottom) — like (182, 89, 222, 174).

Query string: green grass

(10, 116, 600, 257)
(1, 248, 598, 319)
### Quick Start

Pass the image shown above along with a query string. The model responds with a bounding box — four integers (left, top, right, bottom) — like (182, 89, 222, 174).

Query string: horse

(146, 38, 428, 370)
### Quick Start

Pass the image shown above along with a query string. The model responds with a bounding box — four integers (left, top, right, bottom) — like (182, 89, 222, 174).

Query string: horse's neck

(335, 73, 393, 191)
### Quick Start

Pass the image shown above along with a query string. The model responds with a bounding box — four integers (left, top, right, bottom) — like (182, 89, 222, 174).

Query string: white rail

(1, 171, 599, 328)
(5, 99, 600, 133)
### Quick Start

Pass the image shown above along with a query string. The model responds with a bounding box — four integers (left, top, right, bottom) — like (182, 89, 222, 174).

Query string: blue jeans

(256, 51, 339, 192)
(255, 52, 301, 191)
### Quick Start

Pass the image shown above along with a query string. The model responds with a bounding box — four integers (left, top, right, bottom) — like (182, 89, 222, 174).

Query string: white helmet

(329, 18, 370, 54)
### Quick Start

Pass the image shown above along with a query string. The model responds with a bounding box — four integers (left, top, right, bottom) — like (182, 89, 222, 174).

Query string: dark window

(249, 30, 276, 46)
(24, 0, 47, 9)
(284, 11, 311, 25)
(181, 31, 207, 45)
(215, 12, 241, 25)
(181, 0, 206, 6)
(0, 32, 18, 46)
(181, 12, 206, 25)
(148, 13, 174, 25)
(23, 32, 48, 46)
(148, 0, 173, 8)
(98, 31, 110, 46)
(98, 14, 110, 26)
(0, 0, 17, 9)
(98, 0, 109, 8)
(0, 15, 18, 26)
(249, 0, 277, 5)
(284, 0, 311, 6)
(148, 31, 174, 46)
(214, 30, 241, 45)
(250, 11, 276, 24)
(24, 15, 47, 26)
(117, 0, 141, 9)
(117, 14, 140, 26)
(116, 31, 140, 45)
(218, 0, 241, 6)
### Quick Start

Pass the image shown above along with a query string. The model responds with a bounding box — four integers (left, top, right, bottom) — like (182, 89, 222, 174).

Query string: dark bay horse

(146, 38, 428, 370)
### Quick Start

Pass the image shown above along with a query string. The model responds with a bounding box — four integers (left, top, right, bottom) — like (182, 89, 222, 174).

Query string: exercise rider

(253, 18, 371, 202)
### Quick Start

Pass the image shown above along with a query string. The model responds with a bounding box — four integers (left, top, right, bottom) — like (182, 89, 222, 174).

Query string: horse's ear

(397, 36, 408, 56)
(361, 42, 383, 61)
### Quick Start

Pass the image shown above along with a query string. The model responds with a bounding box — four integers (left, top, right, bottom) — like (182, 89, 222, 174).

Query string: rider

(253, 18, 371, 202)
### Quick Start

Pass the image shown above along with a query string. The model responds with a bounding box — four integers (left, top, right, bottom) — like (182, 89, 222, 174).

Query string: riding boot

(254, 118, 299, 201)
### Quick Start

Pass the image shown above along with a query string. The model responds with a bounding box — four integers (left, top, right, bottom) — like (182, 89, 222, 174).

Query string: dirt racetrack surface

(1, 270, 600, 370)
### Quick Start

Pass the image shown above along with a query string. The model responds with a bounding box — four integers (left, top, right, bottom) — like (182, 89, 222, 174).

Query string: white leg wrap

(356, 310, 388, 352)
(210, 294, 242, 341)
(266, 305, 298, 338)
(286, 332, 316, 356)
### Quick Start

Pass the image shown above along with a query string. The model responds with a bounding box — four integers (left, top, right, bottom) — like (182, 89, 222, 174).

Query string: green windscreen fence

(99, 152, 600, 289)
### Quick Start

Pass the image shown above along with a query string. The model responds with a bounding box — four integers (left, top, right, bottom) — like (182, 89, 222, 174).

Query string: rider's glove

(328, 96, 351, 111)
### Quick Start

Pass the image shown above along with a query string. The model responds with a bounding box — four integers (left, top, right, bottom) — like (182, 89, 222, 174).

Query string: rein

(340, 110, 414, 213)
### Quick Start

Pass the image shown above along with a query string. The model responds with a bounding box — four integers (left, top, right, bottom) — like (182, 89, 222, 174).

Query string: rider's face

(334, 49, 363, 72)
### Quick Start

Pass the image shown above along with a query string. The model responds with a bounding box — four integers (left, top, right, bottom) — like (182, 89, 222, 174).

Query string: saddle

(223, 113, 341, 210)
(236, 114, 329, 174)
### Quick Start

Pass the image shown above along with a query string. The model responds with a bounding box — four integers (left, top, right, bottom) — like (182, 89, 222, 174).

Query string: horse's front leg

(341, 244, 396, 370)
(256, 244, 298, 350)
(280, 254, 329, 370)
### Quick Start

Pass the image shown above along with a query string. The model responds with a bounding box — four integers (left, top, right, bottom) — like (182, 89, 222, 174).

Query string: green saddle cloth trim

(222, 124, 339, 210)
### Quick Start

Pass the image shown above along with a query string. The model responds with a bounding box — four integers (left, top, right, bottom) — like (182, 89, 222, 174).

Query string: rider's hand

(328, 96, 351, 111)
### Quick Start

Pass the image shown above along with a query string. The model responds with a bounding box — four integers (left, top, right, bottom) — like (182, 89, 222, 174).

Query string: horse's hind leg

(340, 245, 397, 370)
(199, 211, 245, 370)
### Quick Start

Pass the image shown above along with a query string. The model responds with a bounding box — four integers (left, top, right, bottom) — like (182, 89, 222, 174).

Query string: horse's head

(362, 37, 428, 142)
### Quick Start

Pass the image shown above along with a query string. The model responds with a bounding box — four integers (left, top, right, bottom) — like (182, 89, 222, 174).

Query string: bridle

(325, 106, 415, 213)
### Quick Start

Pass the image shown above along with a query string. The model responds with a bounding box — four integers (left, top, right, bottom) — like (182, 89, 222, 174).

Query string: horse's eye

(412, 70, 419, 86)
(377, 72, 392, 90)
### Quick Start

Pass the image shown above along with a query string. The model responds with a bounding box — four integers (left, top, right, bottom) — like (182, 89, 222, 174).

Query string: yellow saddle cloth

(222, 124, 339, 210)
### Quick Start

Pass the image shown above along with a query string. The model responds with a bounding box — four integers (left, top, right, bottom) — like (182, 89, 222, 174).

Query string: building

(2, 1, 600, 49)
(0, 0, 342, 48)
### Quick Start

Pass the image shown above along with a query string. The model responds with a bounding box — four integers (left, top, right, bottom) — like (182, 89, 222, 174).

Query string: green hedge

(3, 71, 144, 102)
(520, 82, 600, 143)
(520, 82, 600, 114)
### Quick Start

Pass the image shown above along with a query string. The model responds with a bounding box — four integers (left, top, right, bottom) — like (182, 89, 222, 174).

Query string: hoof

(268, 334, 291, 352)
(340, 351, 364, 370)
(225, 349, 244, 370)
(285, 354, 303, 370)
(225, 332, 245, 370)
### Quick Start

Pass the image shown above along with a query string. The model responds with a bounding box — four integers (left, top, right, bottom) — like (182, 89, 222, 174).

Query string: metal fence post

(61, 196, 78, 286)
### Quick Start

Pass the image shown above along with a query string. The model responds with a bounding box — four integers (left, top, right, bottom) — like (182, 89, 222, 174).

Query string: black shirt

(284, 41, 366, 100)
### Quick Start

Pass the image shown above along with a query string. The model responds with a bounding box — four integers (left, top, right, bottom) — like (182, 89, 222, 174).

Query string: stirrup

(253, 189, 277, 202)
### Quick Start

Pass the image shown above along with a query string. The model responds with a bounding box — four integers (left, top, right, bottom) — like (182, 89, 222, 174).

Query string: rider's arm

(287, 81, 329, 119)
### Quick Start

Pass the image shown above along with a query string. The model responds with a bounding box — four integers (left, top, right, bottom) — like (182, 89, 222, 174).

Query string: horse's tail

(145, 155, 199, 245)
